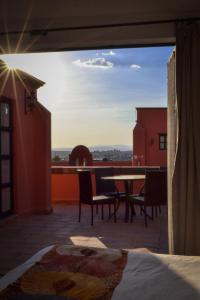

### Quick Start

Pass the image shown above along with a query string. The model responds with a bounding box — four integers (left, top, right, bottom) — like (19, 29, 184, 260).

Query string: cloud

(102, 50, 116, 56)
(73, 57, 114, 69)
(96, 50, 116, 57)
(130, 64, 141, 69)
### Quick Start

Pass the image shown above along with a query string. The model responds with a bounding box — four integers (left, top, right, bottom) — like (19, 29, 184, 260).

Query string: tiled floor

(0, 203, 168, 276)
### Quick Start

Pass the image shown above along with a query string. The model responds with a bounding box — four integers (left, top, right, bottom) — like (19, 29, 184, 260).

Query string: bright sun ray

(22, 19, 54, 53)
(0, 59, 30, 102)
(0, 64, 10, 95)
(2, 54, 23, 69)
(22, 32, 45, 53)
(15, 0, 34, 54)
(0, 45, 6, 55)
(10, 69, 18, 101)
(0, 0, 48, 56)
(3, 21, 11, 54)
(1, 1, 58, 55)
(10, 69, 30, 191)
(15, 0, 56, 54)
(13, 69, 29, 95)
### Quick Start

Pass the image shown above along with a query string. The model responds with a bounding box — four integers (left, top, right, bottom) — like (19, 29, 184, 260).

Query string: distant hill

(53, 144, 132, 152)
(89, 145, 132, 151)
(52, 145, 132, 161)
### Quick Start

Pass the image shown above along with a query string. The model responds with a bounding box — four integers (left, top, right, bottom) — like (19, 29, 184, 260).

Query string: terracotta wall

(51, 160, 132, 167)
(133, 108, 167, 167)
(51, 163, 146, 204)
(52, 173, 96, 203)
(2, 75, 51, 215)
(51, 172, 130, 204)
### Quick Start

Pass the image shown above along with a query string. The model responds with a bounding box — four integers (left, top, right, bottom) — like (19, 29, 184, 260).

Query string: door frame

(0, 96, 13, 218)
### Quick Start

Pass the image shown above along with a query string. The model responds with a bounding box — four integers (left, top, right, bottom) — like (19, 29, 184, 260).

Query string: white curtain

(169, 22, 200, 255)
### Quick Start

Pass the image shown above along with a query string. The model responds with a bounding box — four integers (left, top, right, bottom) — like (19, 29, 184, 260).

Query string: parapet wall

(51, 164, 158, 204)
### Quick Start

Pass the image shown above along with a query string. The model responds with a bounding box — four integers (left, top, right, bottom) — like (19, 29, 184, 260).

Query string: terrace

(0, 59, 168, 278)
(0, 2, 200, 299)
(0, 164, 168, 277)
(0, 205, 168, 276)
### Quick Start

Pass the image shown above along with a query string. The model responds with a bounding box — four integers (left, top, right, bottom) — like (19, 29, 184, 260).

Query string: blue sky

(1, 46, 173, 148)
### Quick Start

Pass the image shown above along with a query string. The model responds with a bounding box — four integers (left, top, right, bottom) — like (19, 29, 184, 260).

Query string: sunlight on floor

(70, 236, 107, 248)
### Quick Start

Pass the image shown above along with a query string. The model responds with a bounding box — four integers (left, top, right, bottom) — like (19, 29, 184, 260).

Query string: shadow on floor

(0, 203, 168, 275)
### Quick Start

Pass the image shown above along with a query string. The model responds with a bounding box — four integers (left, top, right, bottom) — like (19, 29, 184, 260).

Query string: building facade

(0, 60, 52, 219)
(133, 107, 167, 167)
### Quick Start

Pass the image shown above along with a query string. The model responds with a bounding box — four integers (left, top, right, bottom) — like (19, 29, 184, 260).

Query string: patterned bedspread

(0, 245, 128, 300)
(1, 245, 200, 300)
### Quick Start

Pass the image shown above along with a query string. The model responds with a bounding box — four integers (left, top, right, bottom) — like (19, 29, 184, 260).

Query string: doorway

(0, 97, 13, 218)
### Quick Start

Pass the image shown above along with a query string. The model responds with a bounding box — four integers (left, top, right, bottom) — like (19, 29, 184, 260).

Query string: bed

(0, 245, 200, 300)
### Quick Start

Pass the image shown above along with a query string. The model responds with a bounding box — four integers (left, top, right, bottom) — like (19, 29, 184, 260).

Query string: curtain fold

(169, 22, 200, 255)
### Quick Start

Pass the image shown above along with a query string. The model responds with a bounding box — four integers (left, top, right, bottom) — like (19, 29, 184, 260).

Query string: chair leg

(108, 203, 111, 218)
(155, 206, 158, 218)
(91, 205, 94, 226)
(79, 203, 82, 222)
(144, 206, 148, 228)
(159, 205, 161, 214)
(96, 204, 99, 215)
(140, 206, 143, 215)
(130, 203, 134, 223)
(101, 204, 104, 220)
(132, 203, 136, 216)
(151, 206, 154, 220)
(124, 201, 127, 222)
(114, 201, 117, 223)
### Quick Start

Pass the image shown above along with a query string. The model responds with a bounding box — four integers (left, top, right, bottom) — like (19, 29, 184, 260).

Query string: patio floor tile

(0, 203, 168, 276)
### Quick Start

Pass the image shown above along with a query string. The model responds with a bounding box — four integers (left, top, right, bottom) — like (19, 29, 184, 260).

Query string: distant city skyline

(52, 144, 132, 151)
(1, 46, 173, 148)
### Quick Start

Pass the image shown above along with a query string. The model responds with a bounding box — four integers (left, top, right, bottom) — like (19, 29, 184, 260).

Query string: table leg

(124, 181, 130, 222)
(108, 198, 120, 219)
(124, 180, 136, 222)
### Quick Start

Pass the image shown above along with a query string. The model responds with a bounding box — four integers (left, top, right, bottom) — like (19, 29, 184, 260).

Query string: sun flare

(1, 55, 21, 70)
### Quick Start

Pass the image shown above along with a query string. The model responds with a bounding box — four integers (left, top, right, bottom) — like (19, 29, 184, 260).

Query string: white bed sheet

(112, 252, 200, 300)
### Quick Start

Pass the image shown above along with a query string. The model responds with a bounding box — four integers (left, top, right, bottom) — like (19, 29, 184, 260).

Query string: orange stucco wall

(51, 173, 128, 203)
(133, 108, 167, 167)
(1, 73, 51, 215)
(51, 164, 146, 204)
(52, 173, 96, 203)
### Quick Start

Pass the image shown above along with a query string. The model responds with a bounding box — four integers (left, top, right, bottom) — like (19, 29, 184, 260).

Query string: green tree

(102, 157, 109, 161)
(52, 155, 61, 161)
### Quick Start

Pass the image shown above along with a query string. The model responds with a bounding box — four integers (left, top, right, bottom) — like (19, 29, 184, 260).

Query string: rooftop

(0, 203, 168, 276)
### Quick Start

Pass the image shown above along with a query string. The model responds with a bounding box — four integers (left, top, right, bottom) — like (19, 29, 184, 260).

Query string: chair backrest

(95, 168, 116, 195)
(78, 170, 93, 204)
(144, 170, 167, 206)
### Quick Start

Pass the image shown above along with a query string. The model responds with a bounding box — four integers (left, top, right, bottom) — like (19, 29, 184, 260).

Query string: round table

(102, 175, 145, 222)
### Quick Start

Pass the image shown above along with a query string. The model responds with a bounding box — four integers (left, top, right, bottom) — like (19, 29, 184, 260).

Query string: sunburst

(0, 0, 53, 55)
(0, 62, 10, 95)
(0, 60, 30, 103)
(14, 0, 34, 54)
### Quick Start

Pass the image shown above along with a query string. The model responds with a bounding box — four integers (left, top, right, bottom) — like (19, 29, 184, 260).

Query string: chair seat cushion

(93, 195, 115, 203)
(103, 192, 126, 198)
(128, 195, 145, 203)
